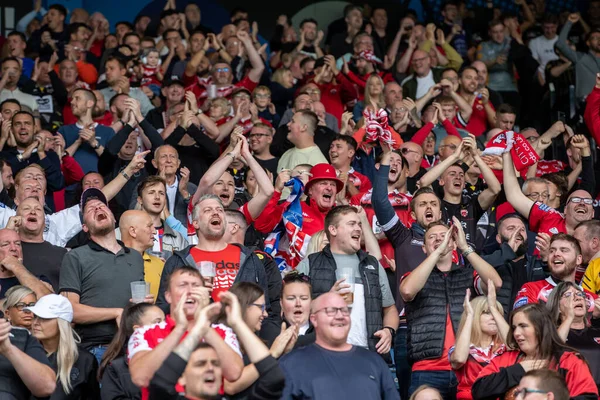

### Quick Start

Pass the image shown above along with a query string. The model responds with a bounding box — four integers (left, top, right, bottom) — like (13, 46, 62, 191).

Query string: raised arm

(502, 151, 534, 219)
(237, 30, 265, 83)
(418, 138, 464, 188)
(239, 136, 275, 220)
(197, 130, 243, 198)
(486, 281, 509, 343)
(1, 255, 52, 298)
(450, 289, 474, 369)
(555, 16, 579, 64)
(101, 150, 150, 202)
(471, 146, 501, 210)
(357, 206, 382, 260)
(130, 295, 190, 387)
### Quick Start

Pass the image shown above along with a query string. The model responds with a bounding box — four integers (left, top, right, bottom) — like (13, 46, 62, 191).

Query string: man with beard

(295, 19, 324, 59)
(58, 88, 115, 173)
(514, 234, 598, 314)
(99, 56, 154, 116)
(91, 90, 113, 127)
(556, 14, 600, 103)
(280, 292, 399, 400)
(99, 97, 163, 219)
(503, 150, 595, 237)
(129, 266, 243, 399)
(479, 214, 546, 315)
(12, 196, 67, 291)
(59, 187, 145, 363)
(0, 112, 63, 208)
(296, 205, 399, 359)
(145, 79, 185, 131)
(156, 194, 269, 311)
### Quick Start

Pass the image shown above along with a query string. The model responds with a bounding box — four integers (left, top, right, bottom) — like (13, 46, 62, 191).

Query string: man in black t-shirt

(0, 319, 56, 398)
(14, 197, 67, 291)
(418, 134, 501, 247)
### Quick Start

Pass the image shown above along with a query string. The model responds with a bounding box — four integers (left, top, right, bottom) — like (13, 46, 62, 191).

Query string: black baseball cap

(164, 77, 185, 88)
(80, 188, 108, 211)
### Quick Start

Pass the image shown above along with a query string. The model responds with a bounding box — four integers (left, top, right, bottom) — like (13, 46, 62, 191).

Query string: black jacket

(405, 264, 474, 363)
(156, 244, 269, 314)
(148, 353, 284, 400)
(308, 245, 386, 356)
(482, 242, 547, 316)
(100, 357, 140, 400)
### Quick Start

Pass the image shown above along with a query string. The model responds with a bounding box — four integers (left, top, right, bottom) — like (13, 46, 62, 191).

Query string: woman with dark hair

(224, 282, 298, 399)
(280, 271, 315, 348)
(99, 303, 165, 400)
(547, 281, 600, 390)
(472, 303, 598, 400)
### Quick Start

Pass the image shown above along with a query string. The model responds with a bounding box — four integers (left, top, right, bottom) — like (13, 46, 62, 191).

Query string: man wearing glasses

(515, 369, 569, 400)
(249, 123, 278, 179)
(503, 150, 594, 238)
(401, 49, 443, 100)
(279, 292, 399, 400)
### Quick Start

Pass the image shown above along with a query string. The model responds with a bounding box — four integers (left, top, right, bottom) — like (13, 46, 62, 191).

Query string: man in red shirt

(513, 233, 599, 316)
(255, 163, 343, 267)
(503, 150, 594, 237)
(329, 134, 371, 200)
(456, 66, 496, 136)
(128, 266, 243, 399)
(183, 30, 264, 107)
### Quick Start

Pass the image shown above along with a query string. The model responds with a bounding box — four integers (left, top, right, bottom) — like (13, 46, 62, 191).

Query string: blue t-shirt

(280, 343, 399, 400)
(58, 123, 115, 173)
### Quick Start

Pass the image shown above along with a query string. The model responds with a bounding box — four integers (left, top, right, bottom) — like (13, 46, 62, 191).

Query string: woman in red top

(450, 284, 509, 400)
(472, 303, 598, 400)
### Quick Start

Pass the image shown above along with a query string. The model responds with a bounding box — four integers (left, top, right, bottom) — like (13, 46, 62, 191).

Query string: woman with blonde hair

(450, 283, 509, 400)
(306, 230, 329, 256)
(27, 294, 100, 399)
(353, 74, 386, 122)
(2, 285, 37, 330)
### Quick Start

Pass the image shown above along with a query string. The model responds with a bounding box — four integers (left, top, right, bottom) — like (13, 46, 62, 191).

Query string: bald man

(399, 142, 426, 193)
(280, 292, 399, 399)
(119, 210, 163, 300)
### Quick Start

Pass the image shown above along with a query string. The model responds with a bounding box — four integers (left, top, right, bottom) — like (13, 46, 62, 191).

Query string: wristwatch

(196, 109, 203, 116)
(93, 142, 100, 150)
(16, 154, 24, 162)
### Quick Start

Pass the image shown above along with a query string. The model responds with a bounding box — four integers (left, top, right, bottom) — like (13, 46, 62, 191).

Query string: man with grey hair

(522, 177, 550, 205)
(155, 194, 269, 313)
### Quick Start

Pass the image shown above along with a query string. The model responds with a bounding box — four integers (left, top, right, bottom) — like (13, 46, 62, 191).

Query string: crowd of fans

(0, 0, 600, 398)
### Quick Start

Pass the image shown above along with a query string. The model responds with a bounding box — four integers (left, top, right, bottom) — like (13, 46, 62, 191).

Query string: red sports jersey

(128, 315, 241, 400)
(513, 276, 597, 311)
(528, 201, 567, 236)
(449, 343, 507, 400)
(140, 65, 161, 87)
(346, 168, 372, 196)
(350, 189, 413, 269)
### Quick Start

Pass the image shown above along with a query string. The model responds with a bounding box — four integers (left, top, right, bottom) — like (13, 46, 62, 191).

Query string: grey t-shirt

(59, 241, 144, 348)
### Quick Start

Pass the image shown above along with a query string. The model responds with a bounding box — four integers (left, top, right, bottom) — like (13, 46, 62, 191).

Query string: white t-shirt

(528, 35, 559, 76)
(415, 70, 436, 100)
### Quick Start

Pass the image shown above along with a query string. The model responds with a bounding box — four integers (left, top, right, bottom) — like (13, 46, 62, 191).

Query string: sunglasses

(283, 271, 311, 284)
